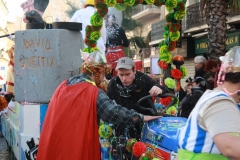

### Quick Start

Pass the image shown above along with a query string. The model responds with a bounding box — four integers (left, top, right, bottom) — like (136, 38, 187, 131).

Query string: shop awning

(149, 38, 164, 46)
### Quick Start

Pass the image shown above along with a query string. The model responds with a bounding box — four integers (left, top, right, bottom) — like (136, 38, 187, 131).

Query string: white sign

(151, 57, 161, 74)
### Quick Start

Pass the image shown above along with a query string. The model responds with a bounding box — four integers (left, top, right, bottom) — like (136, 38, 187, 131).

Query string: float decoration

(99, 124, 113, 139)
(126, 138, 138, 153)
(157, 0, 187, 96)
(133, 141, 147, 157)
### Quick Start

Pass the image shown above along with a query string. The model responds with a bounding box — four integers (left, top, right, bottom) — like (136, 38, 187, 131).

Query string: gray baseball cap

(116, 57, 135, 70)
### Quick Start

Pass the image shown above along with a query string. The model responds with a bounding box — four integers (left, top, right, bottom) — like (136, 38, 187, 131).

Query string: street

(0, 134, 10, 160)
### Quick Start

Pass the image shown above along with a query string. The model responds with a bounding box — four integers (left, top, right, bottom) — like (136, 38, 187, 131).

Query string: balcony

(149, 18, 165, 45)
(132, 5, 161, 23)
(182, 2, 240, 33)
(182, 2, 207, 33)
(228, 8, 240, 24)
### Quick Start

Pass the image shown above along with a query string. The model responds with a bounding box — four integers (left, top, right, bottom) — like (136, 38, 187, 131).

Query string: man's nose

(122, 75, 127, 81)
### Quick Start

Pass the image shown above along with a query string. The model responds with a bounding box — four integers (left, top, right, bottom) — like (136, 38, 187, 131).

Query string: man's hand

(149, 86, 163, 96)
(143, 115, 162, 122)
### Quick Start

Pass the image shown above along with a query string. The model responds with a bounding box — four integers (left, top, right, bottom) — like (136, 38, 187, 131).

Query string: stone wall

(14, 29, 83, 103)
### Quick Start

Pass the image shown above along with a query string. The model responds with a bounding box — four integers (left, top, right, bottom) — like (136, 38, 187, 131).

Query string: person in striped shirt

(177, 46, 240, 160)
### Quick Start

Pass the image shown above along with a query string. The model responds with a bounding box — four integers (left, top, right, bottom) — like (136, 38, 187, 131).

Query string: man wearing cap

(107, 57, 168, 159)
(177, 46, 240, 160)
(37, 52, 161, 160)
(180, 76, 206, 118)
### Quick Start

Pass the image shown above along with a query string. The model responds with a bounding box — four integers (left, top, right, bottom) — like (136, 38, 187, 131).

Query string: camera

(185, 77, 193, 83)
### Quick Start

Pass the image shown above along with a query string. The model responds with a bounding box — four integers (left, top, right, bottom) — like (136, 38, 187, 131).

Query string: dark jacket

(194, 67, 205, 79)
(204, 71, 215, 90)
(107, 71, 168, 116)
(107, 71, 168, 159)
(106, 26, 129, 48)
(180, 87, 205, 118)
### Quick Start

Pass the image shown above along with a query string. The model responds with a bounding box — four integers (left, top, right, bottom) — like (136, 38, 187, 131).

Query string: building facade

(131, 0, 240, 85)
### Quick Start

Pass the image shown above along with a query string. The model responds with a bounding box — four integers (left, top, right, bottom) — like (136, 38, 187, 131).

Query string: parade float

(1, 28, 83, 159)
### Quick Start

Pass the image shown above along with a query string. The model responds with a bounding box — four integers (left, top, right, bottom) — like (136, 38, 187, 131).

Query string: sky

(6, 0, 25, 22)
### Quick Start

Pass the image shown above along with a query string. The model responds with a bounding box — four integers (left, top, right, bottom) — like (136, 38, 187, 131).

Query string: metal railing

(228, 7, 240, 16)
(182, 2, 206, 31)
(132, 5, 160, 16)
(182, 2, 240, 31)
(151, 18, 165, 41)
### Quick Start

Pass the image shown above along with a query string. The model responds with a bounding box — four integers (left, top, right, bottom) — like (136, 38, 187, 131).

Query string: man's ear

(133, 68, 137, 74)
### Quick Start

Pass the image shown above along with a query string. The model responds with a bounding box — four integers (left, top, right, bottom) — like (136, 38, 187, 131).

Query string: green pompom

(90, 31, 101, 41)
(159, 40, 166, 47)
(124, 0, 135, 6)
(90, 13, 103, 26)
(166, 12, 175, 22)
(160, 52, 172, 64)
(174, 11, 186, 20)
(164, 31, 169, 38)
(180, 66, 187, 78)
(160, 45, 169, 54)
(164, 24, 170, 31)
(170, 31, 180, 41)
(164, 78, 176, 89)
(144, 0, 154, 5)
(115, 3, 127, 11)
(82, 48, 90, 53)
(99, 124, 113, 139)
(104, 0, 117, 7)
(165, 0, 178, 8)
(90, 47, 100, 52)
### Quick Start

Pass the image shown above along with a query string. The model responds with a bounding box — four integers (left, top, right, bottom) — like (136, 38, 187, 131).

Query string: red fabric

(9, 60, 14, 67)
(134, 60, 143, 71)
(106, 49, 125, 63)
(37, 80, 100, 160)
(106, 46, 125, 77)
(6, 81, 14, 86)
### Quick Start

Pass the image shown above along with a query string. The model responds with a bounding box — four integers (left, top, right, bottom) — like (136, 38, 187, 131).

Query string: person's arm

(141, 72, 168, 95)
(97, 89, 160, 125)
(214, 133, 240, 160)
(199, 99, 240, 159)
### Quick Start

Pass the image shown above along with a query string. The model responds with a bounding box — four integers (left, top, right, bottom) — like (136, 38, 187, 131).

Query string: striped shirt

(178, 90, 237, 154)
